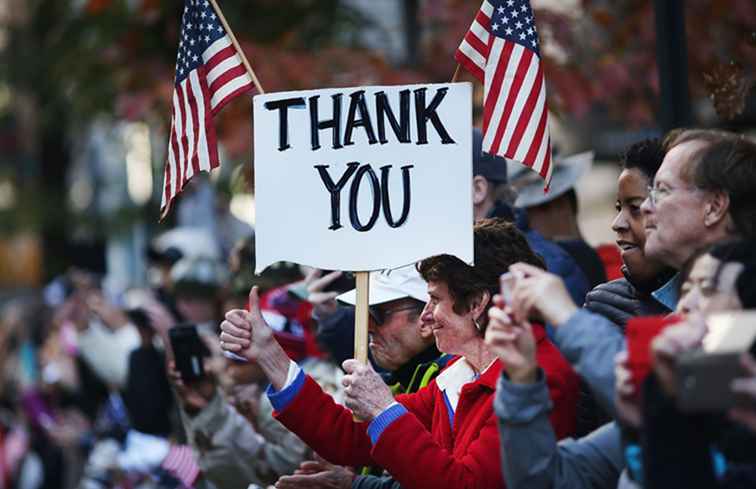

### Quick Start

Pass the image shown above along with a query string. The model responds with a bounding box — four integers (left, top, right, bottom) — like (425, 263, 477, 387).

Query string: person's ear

(703, 190, 730, 228)
(472, 176, 489, 206)
(469, 290, 491, 323)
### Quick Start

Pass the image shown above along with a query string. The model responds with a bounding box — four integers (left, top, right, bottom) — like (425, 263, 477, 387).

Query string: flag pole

(450, 64, 461, 83)
(208, 0, 265, 94)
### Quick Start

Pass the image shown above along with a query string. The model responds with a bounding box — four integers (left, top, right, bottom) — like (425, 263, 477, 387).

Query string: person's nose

(367, 315, 379, 333)
(611, 209, 629, 234)
(420, 302, 434, 322)
(640, 195, 654, 217)
(677, 288, 699, 317)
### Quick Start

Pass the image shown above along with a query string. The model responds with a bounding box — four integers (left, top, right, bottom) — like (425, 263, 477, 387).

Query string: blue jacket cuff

(494, 369, 552, 423)
(267, 368, 306, 412)
(556, 308, 591, 335)
(367, 403, 407, 445)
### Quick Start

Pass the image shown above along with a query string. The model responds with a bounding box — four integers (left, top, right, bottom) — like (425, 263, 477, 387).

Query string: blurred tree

(3, 0, 755, 168)
(424, 0, 756, 126)
(0, 0, 384, 278)
(0, 0, 755, 279)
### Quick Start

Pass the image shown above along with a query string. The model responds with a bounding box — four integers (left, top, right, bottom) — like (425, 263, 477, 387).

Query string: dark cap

(473, 128, 508, 183)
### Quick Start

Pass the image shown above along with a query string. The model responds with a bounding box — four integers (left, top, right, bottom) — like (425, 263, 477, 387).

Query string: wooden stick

(208, 0, 265, 94)
(451, 64, 461, 83)
(353, 271, 370, 365)
(352, 271, 370, 421)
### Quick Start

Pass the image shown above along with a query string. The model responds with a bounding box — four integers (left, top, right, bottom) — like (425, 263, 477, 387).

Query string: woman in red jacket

(219, 219, 579, 489)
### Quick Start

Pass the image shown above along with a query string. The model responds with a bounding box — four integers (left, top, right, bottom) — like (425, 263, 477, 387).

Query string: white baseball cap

(337, 264, 429, 306)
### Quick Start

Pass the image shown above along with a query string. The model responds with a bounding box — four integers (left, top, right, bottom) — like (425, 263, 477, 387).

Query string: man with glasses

(641, 129, 756, 309)
(336, 266, 449, 394)
(481, 130, 756, 489)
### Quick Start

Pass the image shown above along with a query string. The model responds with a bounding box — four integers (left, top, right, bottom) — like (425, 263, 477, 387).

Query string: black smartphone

(169, 324, 210, 382)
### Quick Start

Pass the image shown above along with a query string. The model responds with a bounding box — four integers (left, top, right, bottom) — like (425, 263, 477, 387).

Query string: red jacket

(274, 324, 578, 489)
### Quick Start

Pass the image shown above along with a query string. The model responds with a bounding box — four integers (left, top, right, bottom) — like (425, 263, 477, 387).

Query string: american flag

(455, 0, 553, 187)
(161, 444, 201, 487)
(161, 0, 254, 218)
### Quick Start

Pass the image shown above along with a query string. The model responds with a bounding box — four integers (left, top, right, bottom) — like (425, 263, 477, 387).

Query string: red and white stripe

(162, 444, 201, 488)
(204, 36, 253, 113)
(161, 36, 253, 219)
(455, 0, 553, 186)
(455, 0, 494, 82)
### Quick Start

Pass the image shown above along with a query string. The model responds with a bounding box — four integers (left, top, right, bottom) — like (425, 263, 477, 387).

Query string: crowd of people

(1, 127, 755, 489)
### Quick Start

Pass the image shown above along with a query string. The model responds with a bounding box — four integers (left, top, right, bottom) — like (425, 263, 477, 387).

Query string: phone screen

(499, 272, 516, 305)
(169, 324, 208, 382)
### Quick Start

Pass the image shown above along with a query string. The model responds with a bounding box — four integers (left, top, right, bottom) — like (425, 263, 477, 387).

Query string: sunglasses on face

(368, 304, 422, 325)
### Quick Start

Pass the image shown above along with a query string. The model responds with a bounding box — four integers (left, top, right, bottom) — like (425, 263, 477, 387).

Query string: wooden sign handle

(354, 271, 370, 364)
(352, 271, 370, 422)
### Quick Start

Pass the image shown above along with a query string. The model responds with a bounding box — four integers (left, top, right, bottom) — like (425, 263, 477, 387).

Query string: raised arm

(487, 297, 623, 489)
(509, 263, 625, 415)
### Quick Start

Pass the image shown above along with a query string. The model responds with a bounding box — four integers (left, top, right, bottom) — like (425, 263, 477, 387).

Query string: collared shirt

(651, 273, 681, 311)
(434, 357, 496, 413)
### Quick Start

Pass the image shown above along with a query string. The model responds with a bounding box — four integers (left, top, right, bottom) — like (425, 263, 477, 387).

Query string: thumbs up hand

(220, 286, 291, 390)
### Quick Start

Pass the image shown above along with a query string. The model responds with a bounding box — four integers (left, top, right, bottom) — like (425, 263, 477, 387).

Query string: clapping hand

(486, 294, 537, 384)
(275, 456, 354, 489)
(508, 263, 578, 327)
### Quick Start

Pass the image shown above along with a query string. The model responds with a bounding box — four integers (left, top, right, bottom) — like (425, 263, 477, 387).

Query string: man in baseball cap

(334, 265, 442, 379)
(509, 152, 607, 289)
(471, 128, 591, 305)
(472, 128, 514, 222)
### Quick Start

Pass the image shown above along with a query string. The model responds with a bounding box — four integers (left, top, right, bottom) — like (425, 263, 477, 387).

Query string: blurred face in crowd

(176, 294, 218, 324)
(612, 168, 668, 285)
(676, 253, 743, 317)
(148, 263, 173, 290)
(422, 281, 481, 356)
(368, 298, 429, 372)
(641, 141, 710, 269)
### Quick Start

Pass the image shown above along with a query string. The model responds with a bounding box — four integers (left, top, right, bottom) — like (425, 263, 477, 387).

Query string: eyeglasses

(646, 185, 669, 206)
(646, 184, 697, 206)
(368, 304, 422, 325)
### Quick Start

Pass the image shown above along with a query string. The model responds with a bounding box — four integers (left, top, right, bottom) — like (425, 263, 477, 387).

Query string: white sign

(253, 82, 473, 273)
